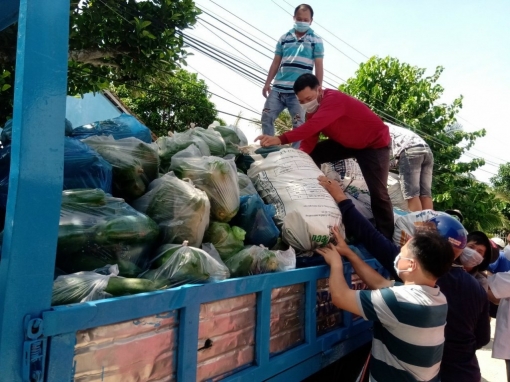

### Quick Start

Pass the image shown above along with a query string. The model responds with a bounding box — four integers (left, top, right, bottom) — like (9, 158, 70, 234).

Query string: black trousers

(310, 139, 394, 240)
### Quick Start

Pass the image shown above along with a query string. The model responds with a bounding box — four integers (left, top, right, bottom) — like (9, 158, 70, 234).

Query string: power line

(100, 0, 503, 175)
(186, 63, 260, 114)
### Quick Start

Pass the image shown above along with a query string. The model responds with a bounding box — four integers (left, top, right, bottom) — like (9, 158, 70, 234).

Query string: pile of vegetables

(33, 120, 298, 306)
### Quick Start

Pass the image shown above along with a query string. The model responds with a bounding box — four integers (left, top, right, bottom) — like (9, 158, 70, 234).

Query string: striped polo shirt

(272, 28, 324, 93)
(356, 284, 448, 381)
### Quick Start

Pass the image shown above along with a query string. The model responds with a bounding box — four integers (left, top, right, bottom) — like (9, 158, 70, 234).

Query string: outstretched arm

(318, 176, 400, 278)
(330, 226, 392, 290)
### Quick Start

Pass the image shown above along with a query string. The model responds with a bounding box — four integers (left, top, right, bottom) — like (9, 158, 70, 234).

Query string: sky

(184, 0, 510, 183)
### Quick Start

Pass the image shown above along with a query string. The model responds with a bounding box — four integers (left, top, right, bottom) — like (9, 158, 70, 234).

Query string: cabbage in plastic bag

(171, 147, 240, 222)
(72, 113, 152, 143)
(203, 222, 245, 260)
(83, 135, 159, 201)
(225, 245, 296, 277)
(238, 172, 257, 196)
(190, 126, 226, 157)
(56, 189, 160, 277)
(212, 125, 242, 155)
(231, 194, 280, 248)
(51, 265, 119, 305)
(157, 132, 210, 173)
(142, 241, 229, 285)
(52, 265, 159, 305)
(132, 173, 210, 247)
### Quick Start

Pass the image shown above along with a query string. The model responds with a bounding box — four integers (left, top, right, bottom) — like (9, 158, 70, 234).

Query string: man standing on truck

(261, 4, 324, 141)
(317, 227, 453, 381)
(318, 176, 490, 382)
(256, 73, 394, 239)
(388, 123, 434, 212)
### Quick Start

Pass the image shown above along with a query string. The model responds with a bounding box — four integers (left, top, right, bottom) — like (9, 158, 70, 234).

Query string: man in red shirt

(255, 73, 394, 239)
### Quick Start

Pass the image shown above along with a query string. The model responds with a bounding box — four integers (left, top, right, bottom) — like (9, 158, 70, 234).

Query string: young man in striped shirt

(317, 227, 454, 381)
(261, 4, 324, 138)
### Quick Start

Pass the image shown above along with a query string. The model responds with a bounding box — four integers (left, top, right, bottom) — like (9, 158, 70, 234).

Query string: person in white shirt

(488, 268, 510, 382)
(388, 123, 434, 212)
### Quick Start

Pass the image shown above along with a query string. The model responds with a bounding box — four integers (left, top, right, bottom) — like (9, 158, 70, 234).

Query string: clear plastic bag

(211, 125, 242, 155)
(83, 135, 159, 202)
(132, 173, 210, 247)
(142, 241, 230, 285)
(238, 172, 257, 196)
(51, 265, 119, 306)
(203, 222, 246, 260)
(225, 245, 296, 277)
(231, 194, 280, 248)
(190, 126, 226, 157)
(56, 189, 160, 277)
(156, 132, 210, 173)
(71, 113, 153, 143)
(171, 148, 240, 222)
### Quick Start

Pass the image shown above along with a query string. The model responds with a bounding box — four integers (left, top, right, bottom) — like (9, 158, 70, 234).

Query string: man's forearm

(345, 250, 392, 290)
(265, 62, 280, 86)
(314, 59, 324, 86)
(329, 262, 362, 315)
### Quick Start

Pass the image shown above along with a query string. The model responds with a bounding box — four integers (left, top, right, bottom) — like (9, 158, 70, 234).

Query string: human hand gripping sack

(329, 226, 353, 258)
(316, 243, 343, 269)
(254, 135, 281, 147)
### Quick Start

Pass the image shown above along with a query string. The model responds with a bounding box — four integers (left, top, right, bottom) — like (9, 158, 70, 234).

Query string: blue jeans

(261, 90, 304, 147)
(399, 146, 434, 199)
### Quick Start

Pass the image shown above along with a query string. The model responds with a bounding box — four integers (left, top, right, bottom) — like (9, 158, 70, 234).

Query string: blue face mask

(294, 21, 311, 33)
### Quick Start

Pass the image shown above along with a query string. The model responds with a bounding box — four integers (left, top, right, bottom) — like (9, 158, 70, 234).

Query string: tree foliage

(0, 0, 200, 124)
(113, 69, 217, 136)
(340, 56, 507, 231)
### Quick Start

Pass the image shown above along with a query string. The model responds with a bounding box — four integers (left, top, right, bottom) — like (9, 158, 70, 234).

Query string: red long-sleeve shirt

(278, 89, 390, 153)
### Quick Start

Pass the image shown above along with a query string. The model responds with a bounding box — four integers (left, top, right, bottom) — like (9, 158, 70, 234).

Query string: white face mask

(459, 247, 484, 268)
(504, 245, 510, 261)
(301, 97, 319, 113)
(393, 254, 414, 277)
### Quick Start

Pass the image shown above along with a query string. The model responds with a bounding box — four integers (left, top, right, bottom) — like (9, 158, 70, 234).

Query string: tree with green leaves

(340, 56, 507, 231)
(0, 0, 200, 125)
(113, 69, 217, 136)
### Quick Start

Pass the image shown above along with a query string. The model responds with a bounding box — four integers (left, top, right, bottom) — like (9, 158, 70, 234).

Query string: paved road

(477, 319, 506, 382)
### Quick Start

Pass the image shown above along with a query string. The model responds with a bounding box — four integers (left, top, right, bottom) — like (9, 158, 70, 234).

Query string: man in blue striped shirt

(317, 227, 454, 381)
(261, 4, 324, 138)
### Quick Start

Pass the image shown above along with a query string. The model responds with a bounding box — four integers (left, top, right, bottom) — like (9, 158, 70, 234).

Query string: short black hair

(294, 4, 314, 18)
(407, 230, 454, 279)
(293, 73, 320, 94)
